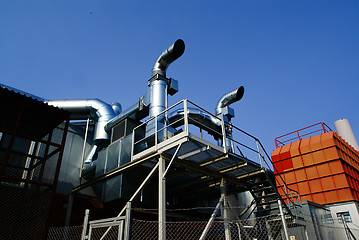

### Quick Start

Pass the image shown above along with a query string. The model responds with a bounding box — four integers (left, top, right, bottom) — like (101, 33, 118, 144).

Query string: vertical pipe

(221, 115, 228, 153)
(81, 209, 90, 240)
(149, 80, 167, 119)
(147, 79, 167, 142)
(278, 200, 290, 240)
(159, 155, 166, 240)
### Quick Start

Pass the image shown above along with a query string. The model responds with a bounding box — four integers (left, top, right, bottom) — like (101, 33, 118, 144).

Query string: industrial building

(0, 39, 358, 239)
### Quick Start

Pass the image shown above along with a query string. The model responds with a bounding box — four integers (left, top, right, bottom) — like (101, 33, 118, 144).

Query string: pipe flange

(148, 73, 170, 86)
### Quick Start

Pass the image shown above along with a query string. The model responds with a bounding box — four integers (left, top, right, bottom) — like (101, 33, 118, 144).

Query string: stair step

(251, 186, 275, 193)
(256, 199, 279, 206)
(260, 206, 280, 212)
(236, 168, 266, 180)
(254, 193, 278, 199)
(248, 180, 272, 188)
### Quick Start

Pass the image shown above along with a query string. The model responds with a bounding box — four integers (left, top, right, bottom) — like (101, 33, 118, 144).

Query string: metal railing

(131, 99, 224, 160)
(227, 122, 302, 212)
(275, 122, 332, 148)
(130, 99, 302, 212)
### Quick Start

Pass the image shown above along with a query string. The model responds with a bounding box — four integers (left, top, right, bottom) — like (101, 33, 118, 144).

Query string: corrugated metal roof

(0, 83, 45, 102)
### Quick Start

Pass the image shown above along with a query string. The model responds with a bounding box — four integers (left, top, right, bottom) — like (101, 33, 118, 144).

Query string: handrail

(130, 99, 302, 211)
(227, 122, 302, 207)
(257, 140, 302, 205)
(275, 122, 332, 148)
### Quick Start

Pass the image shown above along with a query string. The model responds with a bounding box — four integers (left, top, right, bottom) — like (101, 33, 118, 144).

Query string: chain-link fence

(47, 207, 359, 240)
(47, 226, 83, 240)
(130, 215, 306, 240)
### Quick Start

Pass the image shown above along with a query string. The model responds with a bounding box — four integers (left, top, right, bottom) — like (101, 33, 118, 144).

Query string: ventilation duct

(47, 99, 119, 147)
(152, 39, 185, 78)
(216, 86, 244, 116)
(105, 96, 149, 132)
(168, 108, 221, 138)
(146, 40, 185, 139)
(149, 39, 185, 119)
(111, 102, 122, 115)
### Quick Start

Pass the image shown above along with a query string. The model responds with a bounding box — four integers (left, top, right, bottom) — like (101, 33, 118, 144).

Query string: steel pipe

(47, 99, 118, 147)
(215, 87, 244, 115)
(152, 39, 185, 77)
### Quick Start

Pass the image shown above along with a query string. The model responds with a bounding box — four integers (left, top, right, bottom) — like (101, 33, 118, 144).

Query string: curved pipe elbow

(152, 39, 185, 77)
(111, 102, 122, 115)
(47, 99, 118, 146)
(215, 86, 244, 115)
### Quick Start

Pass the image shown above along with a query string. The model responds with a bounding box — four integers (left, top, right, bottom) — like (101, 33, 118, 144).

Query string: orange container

(292, 156, 304, 169)
(298, 181, 311, 195)
(272, 131, 359, 205)
(271, 147, 281, 163)
(294, 169, 307, 182)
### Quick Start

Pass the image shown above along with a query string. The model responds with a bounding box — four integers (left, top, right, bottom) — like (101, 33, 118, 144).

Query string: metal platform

(73, 99, 301, 219)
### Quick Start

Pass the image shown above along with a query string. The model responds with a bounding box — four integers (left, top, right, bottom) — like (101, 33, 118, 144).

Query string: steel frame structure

(72, 99, 301, 240)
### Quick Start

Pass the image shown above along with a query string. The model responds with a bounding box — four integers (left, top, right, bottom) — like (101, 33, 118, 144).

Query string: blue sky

(0, 1, 358, 154)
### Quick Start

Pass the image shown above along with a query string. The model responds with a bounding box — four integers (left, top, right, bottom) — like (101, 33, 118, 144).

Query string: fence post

(124, 202, 132, 240)
(278, 200, 290, 240)
(81, 209, 90, 240)
(159, 155, 166, 240)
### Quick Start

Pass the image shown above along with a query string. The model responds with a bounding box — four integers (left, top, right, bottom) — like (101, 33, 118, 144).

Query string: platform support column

(221, 179, 231, 240)
(278, 199, 289, 240)
(159, 155, 166, 240)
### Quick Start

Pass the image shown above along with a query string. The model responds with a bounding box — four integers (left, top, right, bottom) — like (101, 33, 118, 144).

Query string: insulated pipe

(47, 99, 118, 147)
(215, 87, 244, 115)
(152, 39, 185, 78)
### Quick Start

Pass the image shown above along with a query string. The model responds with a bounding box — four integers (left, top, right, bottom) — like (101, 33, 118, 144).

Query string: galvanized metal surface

(47, 99, 119, 146)
(151, 39, 185, 78)
(215, 86, 244, 115)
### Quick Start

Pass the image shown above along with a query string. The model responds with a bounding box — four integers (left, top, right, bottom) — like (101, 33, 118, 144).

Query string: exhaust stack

(152, 39, 185, 78)
(216, 86, 244, 116)
(146, 40, 185, 140)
